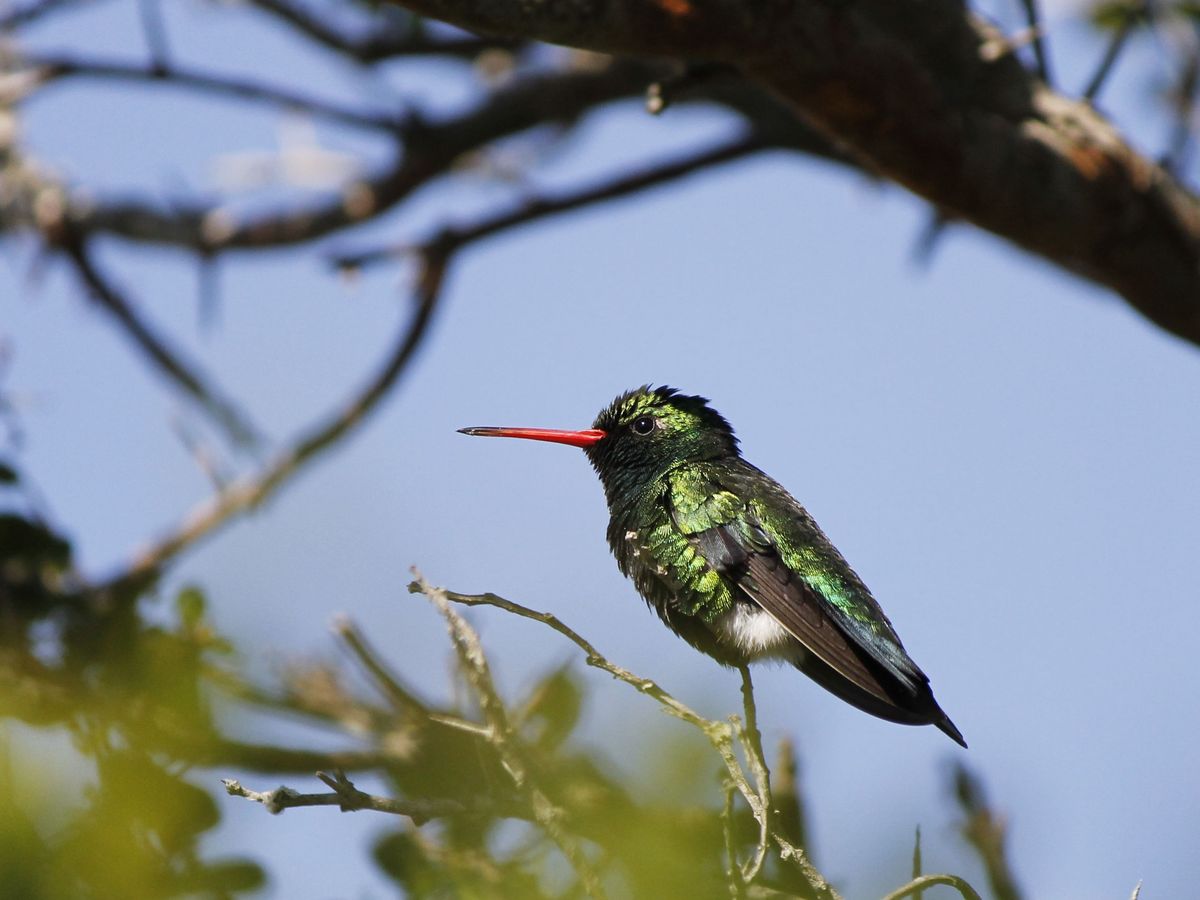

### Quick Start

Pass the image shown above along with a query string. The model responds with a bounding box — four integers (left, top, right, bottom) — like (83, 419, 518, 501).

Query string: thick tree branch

(23, 61, 650, 252)
(377, 0, 1200, 348)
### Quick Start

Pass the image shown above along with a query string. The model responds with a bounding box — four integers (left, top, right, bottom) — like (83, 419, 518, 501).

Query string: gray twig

(223, 576, 985, 900)
(418, 574, 607, 899)
(222, 771, 510, 823)
(417, 579, 840, 900)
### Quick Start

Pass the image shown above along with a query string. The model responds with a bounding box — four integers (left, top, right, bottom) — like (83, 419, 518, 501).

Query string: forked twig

(413, 577, 839, 900)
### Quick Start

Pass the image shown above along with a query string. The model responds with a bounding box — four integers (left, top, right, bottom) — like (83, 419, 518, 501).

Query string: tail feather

(793, 651, 967, 747)
(936, 714, 968, 748)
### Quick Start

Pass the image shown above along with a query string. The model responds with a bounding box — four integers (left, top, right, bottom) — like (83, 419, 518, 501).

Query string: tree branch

(92, 247, 446, 597)
(376, 0, 1200, 349)
(420, 576, 607, 899)
(222, 771, 517, 822)
(1016, 0, 1051, 84)
(1083, 1, 1147, 103)
(16, 53, 408, 132)
(0, 0, 89, 30)
(332, 616, 431, 719)
(18, 61, 650, 252)
(59, 233, 261, 448)
(736, 665, 770, 885)
(247, 0, 524, 64)
(333, 131, 768, 271)
(224, 576, 987, 899)
(411, 576, 842, 900)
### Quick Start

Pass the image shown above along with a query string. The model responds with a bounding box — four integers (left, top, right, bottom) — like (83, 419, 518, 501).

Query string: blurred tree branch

(332, 131, 769, 272)
(224, 575, 1006, 899)
(372, 0, 1200, 348)
(93, 246, 446, 598)
(0, 0, 86, 30)
(247, 0, 525, 62)
(17, 53, 409, 132)
(59, 232, 262, 448)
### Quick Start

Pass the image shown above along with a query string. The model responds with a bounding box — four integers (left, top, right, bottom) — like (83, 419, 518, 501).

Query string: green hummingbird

(460, 386, 965, 747)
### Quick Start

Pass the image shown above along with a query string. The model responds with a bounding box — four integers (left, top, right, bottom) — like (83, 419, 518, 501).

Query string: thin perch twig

(736, 665, 771, 883)
(414, 578, 840, 900)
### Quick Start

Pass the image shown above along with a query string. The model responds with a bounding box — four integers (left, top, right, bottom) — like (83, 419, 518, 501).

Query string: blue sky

(3, 2, 1198, 897)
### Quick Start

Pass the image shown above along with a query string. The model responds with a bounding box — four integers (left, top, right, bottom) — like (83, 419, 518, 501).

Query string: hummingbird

(460, 386, 965, 747)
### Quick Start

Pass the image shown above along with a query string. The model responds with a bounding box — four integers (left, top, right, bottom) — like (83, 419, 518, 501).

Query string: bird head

(460, 386, 738, 500)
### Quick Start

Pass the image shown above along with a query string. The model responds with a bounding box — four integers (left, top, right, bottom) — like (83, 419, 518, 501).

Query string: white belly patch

(712, 604, 796, 662)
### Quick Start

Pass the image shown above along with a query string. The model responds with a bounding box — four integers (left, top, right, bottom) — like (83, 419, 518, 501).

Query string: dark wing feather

(738, 538, 926, 707)
(690, 517, 924, 711)
(668, 467, 954, 730)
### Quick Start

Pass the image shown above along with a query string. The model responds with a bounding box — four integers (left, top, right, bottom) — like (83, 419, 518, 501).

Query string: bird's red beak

(458, 426, 606, 449)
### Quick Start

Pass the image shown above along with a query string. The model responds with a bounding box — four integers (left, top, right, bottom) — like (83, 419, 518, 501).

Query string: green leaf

(175, 585, 207, 630)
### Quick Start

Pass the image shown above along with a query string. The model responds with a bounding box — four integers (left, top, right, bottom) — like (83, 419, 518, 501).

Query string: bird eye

(631, 415, 655, 435)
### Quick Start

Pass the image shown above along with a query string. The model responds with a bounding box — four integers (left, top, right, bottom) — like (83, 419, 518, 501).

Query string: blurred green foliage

(0, 460, 263, 898)
(0, 450, 1007, 898)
